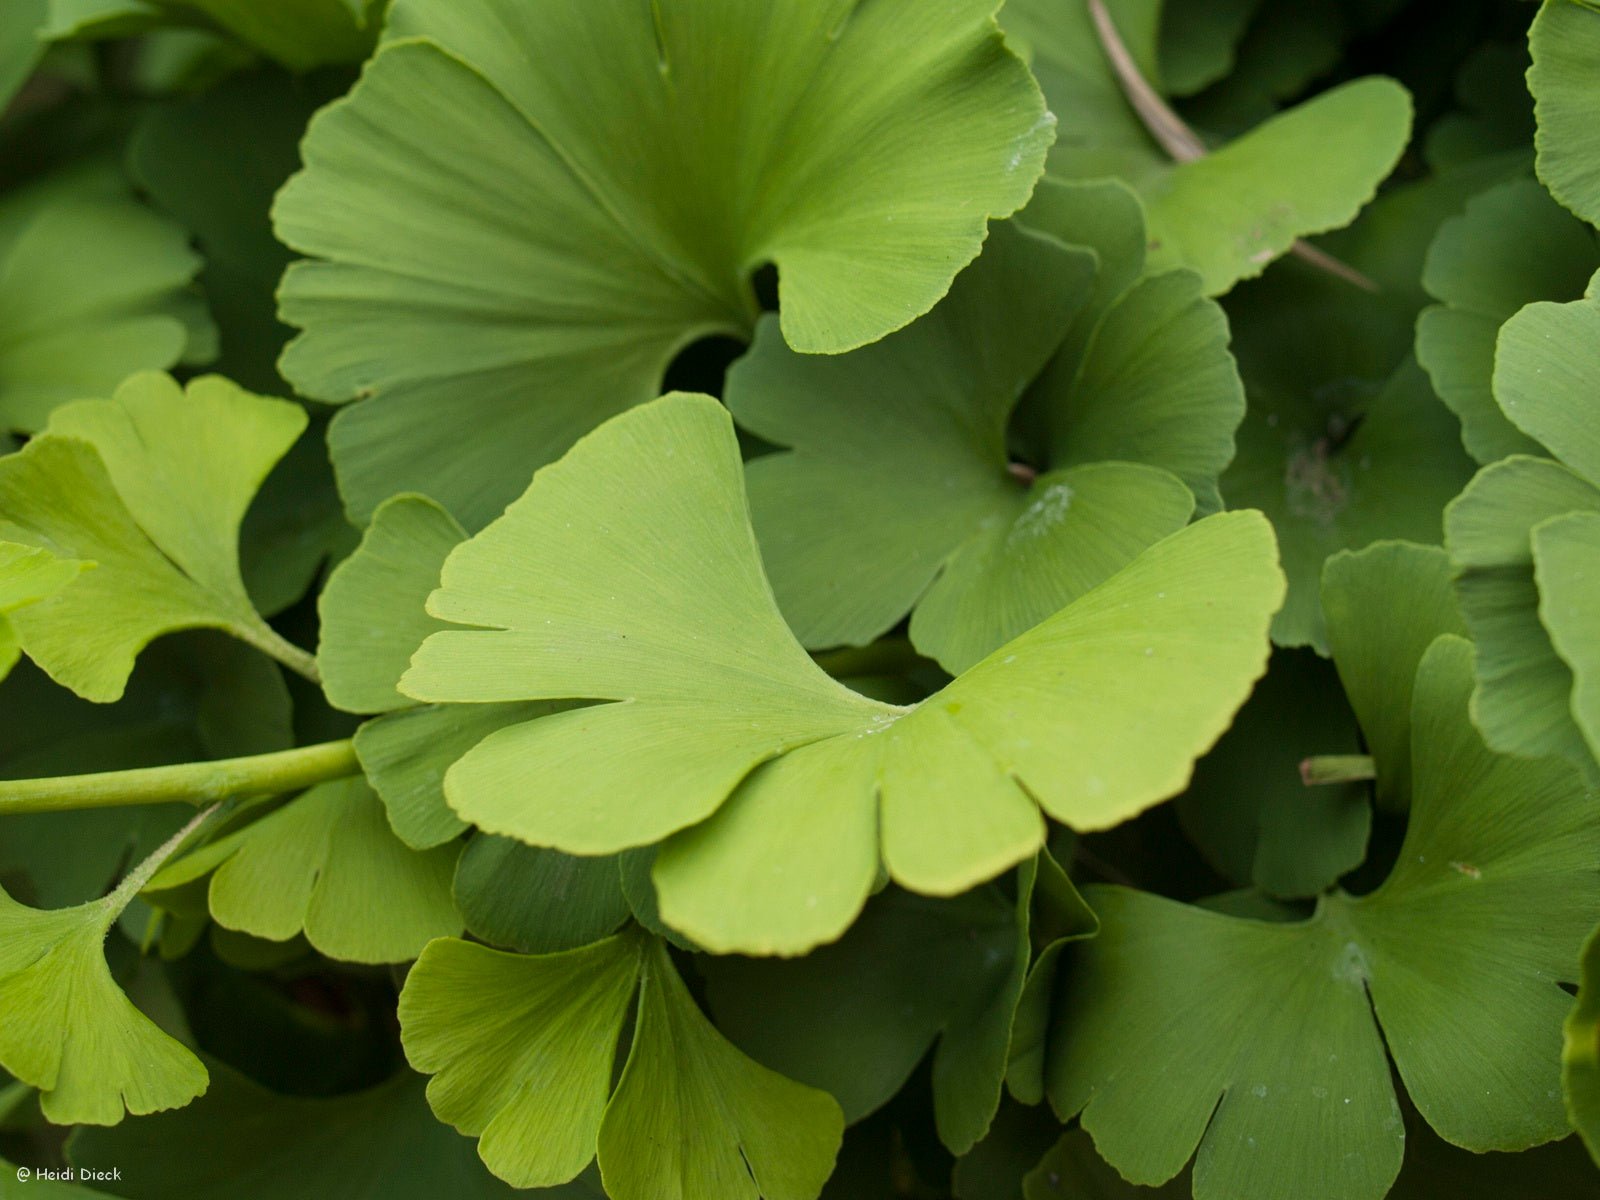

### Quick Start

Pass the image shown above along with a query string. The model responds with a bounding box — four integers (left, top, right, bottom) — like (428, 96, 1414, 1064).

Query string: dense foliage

(0, 2, 1598, 1198)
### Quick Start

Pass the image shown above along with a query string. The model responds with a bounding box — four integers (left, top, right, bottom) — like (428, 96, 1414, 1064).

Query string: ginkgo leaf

(1174, 648, 1367, 898)
(318, 494, 465, 714)
(1223, 335, 1472, 651)
(42, 0, 384, 70)
(69, 1060, 589, 1199)
(0, 823, 209, 1126)
(1321, 541, 1466, 807)
(0, 371, 310, 701)
(1423, 41, 1535, 172)
(1044, 636, 1600, 1200)
(128, 68, 346, 394)
(354, 701, 556, 851)
(273, 0, 1052, 528)
(1448, 276, 1600, 774)
(453, 835, 631, 956)
(0, 542, 86, 681)
(316, 491, 557, 846)
(1447, 457, 1600, 772)
(146, 778, 461, 964)
(1567, 923, 1600, 1166)
(706, 857, 1094, 1156)
(1001, 0, 1411, 294)
(401, 393, 1282, 955)
(1416, 177, 1599, 463)
(730, 180, 1242, 671)
(1533, 511, 1600, 762)
(399, 931, 843, 1198)
(1529, 0, 1600, 228)
(0, 174, 209, 433)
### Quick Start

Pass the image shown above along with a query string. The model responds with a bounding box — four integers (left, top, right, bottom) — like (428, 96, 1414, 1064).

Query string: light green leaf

(401, 394, 1282, 954)
(1045, 637, 1600, 1200)
(599, 938, 844, 1200)
(150, 778, 460, 964)
(318, 493, 465, 714)
(1567, 922, 1600, 1166)
(1416, 177, 1599, 463)
(0, 178, 208, 433)
(1137, 79, 1413, 295)
(0, 542, 87, 682)
(1002, 0, 1411, 293)
(274, 0, 1052, 527)
(1447, 456, 1600, 772)
(1223, 354, 1473, 651)
(353, 700, 558, 850)
(453, 836, 630, 956)
(731, 192, 1231, 670)
(400, 932, 843, 1198)
(317, 489, 554, 844)
(399, 934, 644, 1189)
(0, 372, 309, 701)
(1321, 541, 1466, 807)
(1530, 0, 1600, 227)
(1495, 273, 1600, 481)
(1533, 511, 1600, 763)
(69, 1062, 573, 1199)
(0, 839, 207, 1126)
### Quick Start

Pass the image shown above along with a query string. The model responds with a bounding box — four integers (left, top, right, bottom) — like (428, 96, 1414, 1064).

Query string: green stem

(1300, 754, 1377, 786)
(104, 802, 221, 913)
(0, 739, 359, 816)
(238, 619, 321, 683)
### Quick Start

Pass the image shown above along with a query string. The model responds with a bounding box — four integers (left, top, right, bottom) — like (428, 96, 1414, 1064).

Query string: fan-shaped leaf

(0, 176, 208, 433)
(1416, 177, 1598, 463)
(274, 0, 1053, 526)
(0, 543, 85, 682)
(1533, 511, 1600, 761)
(1530, 0, 1600, 227)
(453, 836, 630, 957)
(147, 778, 460, 964)
(1448, 277, 1600, 774)
(399, 931, 843, 1198)
(731, 181, 1241, 671)
(1045, 637, 1600, 1200)
(401, 394, 1282, 954)
(0, 836, 208, 1126)
(0, 372, 308, 701)
(1001, 0, 1411, 294)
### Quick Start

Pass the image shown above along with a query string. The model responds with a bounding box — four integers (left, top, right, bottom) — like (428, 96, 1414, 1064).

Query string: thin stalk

(104, 803, 221, 913)
(1086, 0, 1380, 292)
(237, 618, 321, 683)
(1300, 754, 1378, 786)
(0, 739, 359, 816)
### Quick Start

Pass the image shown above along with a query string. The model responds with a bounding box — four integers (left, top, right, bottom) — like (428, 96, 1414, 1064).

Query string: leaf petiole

(0, 739, 360, 816)
(1299, 754, 1378, 786)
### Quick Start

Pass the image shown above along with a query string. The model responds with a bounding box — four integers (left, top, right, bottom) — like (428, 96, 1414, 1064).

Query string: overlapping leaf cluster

(0, 2, 1597, 1199)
